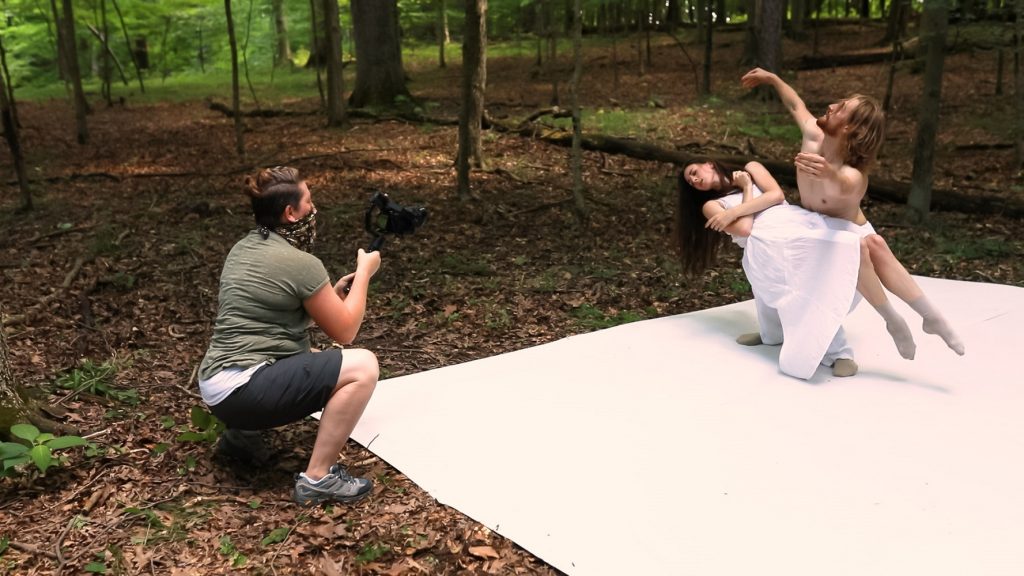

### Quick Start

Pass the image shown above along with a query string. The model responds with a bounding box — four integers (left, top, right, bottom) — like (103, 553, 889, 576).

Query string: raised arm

(740, 68, 818, 138)
(303, 248, 381, 345)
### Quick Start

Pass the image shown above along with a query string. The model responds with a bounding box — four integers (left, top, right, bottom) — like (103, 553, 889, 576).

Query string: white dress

(718, 190, 864, 379)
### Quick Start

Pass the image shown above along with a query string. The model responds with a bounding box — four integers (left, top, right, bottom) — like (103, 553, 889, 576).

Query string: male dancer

(739, 68, 964, 375)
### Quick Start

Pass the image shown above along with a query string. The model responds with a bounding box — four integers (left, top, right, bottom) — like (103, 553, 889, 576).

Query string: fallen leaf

(468, 545, 500, 559)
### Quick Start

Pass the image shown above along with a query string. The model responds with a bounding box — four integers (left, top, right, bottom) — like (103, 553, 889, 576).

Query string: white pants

(742, 205, 865, 379)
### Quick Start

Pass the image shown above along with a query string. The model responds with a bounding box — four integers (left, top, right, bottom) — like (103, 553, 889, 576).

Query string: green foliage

(1, 424, 88, 477)
(175, 406, 224, 443)
(55, 358, 138, 405)
(570, 304, 646, 330)
(937, 236, 1017, 259)
(261, 526, 291, 547)
(218, 535, 248, 567)
(355, 542, 392, 565)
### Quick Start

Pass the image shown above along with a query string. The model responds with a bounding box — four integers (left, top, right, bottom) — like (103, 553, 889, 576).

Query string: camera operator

(198, 166, 380, 506)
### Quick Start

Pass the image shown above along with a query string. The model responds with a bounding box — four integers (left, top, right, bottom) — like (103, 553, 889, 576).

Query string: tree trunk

(60, 0, 89, 144)
(906, 0, 949, 222)
(322, 0, 346, 126)
(1016, 0, 1024, 170)
(790, 0, 806, 37)
(100, 0, 112, 106)
(882, 0, 910, 44)
(570, 0, 586, 221)
(0, 36, 31, 211)
(702, 0, 713, 96)
(457, 0, 487, 200)
(756, 0, 783, 73)
(273, 0, 292, 67)
(224, 0, 245, 157)
(0, 303, 32, 432)
(349, 0, 410, 108)
(743, 0, 758, 65)
(437, 0, 448, 68)
(111, 0, 145, 93)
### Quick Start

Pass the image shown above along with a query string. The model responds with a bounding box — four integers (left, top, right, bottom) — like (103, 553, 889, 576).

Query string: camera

(364, 191, 428, 251)
(342, 192, 427, 294)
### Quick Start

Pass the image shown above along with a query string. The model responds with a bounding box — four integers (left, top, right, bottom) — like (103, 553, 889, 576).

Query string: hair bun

(243, 175, 261, 198)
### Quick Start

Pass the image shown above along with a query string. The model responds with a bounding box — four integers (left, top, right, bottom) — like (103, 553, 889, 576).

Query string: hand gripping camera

(343, 191, 427, 294)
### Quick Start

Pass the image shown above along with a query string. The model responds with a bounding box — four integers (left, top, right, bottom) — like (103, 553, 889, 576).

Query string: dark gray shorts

(210, 349, 342, 430)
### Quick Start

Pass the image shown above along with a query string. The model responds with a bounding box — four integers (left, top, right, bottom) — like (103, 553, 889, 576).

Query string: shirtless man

(740, 68, 964, 368)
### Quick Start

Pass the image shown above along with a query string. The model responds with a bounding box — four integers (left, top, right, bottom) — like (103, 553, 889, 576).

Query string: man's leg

(858, 237, 916, 359)
(864, 234, 964, 355)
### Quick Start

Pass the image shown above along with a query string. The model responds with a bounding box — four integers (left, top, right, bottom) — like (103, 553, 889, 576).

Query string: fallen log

(487, 119, 1024, 219)
(204, 100, 1023, 218)
(795, 36, 919, 70)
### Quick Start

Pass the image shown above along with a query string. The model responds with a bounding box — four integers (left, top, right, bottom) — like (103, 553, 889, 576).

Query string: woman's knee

(337, 348, 379, 388)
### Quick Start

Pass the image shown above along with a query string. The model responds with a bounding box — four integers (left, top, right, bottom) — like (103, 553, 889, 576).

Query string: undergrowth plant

(55, 357, 138, 405)
(0, 424, 88, 477)
(176, 406, 225, 443)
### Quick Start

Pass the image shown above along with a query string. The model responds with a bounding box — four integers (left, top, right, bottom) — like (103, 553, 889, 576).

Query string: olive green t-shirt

(199, 231, 330, 380)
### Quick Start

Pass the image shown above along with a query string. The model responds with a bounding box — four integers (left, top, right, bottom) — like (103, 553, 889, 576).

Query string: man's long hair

(844, 94, 886, 172)
(674, 160, 734, 277)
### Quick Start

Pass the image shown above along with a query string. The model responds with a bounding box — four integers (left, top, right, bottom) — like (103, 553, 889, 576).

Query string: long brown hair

(674, 160, 734, 276)
(843, 94, 886, 172)
(243, 166, 304, 228)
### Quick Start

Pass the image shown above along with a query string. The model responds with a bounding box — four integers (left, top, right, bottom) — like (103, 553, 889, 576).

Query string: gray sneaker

(216, 429, 272, 465)
(293, 464, 373, 505)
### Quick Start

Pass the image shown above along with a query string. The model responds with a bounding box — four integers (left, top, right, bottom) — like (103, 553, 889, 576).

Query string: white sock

(873, 300, 916, 360)
(909, 296, 965, 355)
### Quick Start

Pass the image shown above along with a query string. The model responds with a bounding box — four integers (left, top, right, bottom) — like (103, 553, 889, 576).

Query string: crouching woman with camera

(198, 166, 380, 506)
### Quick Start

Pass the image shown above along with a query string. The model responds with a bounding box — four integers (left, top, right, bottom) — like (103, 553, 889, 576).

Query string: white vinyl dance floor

(347, 276, 1023, 575)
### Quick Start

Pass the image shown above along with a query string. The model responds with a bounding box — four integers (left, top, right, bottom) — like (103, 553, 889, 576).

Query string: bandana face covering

(261, 207, 318, 253)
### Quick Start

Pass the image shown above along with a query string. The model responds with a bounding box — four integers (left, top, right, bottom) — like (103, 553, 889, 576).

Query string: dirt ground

(1, 22, 1022, 575)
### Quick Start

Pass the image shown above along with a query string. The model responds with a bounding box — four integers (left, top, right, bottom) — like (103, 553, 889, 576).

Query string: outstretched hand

(740, 68, 775, 89)
(794, 152, 835, 180)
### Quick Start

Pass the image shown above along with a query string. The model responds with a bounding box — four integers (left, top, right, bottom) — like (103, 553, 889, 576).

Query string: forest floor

(1, 21, 1022, 575)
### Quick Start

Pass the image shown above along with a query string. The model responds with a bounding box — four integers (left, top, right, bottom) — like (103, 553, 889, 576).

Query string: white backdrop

(347, 277, 1023, 576)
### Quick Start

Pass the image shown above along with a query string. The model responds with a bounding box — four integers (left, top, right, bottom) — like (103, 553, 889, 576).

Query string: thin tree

(56, 0, 89, 144)
(308, 0, 325, 109)
(569, 0, 586, 221)
(702, 0, 713, 96)
(224, 0, 245, 157)
(906, 0, 950, 222)
(111, 0, 145, 93)
(99, 0, 112, 106)
(437, 0, 449, 68)
(350, 0, 410, 108)
(272, 0, 292, 68)
(457, 0, 487, 200)
(241, 0, 260, 109)
(1015, 0, 1024, 170)
(322, 0, 346, 126)
(0, 36, 31, 211)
